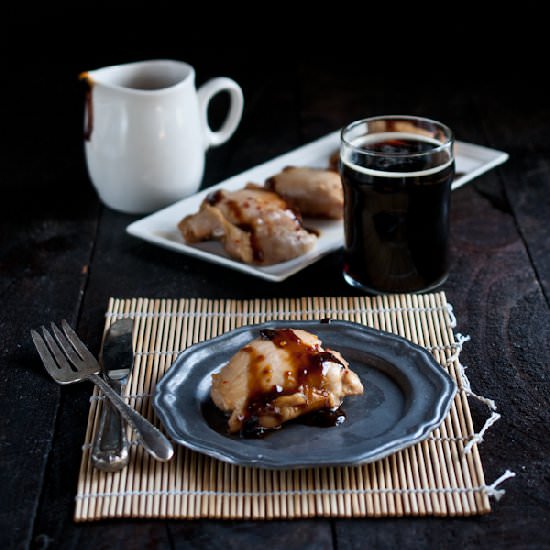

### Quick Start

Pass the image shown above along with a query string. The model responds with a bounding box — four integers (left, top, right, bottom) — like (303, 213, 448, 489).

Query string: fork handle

(88, 373, 174, 462)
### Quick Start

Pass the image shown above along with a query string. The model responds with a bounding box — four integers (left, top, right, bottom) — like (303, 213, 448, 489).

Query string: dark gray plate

(153, 320, 456, 469)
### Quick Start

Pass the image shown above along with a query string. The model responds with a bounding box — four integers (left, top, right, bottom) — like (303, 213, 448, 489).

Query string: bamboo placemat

(75, 292, 495, 520)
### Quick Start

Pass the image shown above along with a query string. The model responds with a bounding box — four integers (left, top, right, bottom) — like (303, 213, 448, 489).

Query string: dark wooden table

(1, 24, 549, 550)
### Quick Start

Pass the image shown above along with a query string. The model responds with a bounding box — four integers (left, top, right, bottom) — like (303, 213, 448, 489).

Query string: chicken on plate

(210, 328, 364, 436)
(178, 184, 317, 265)
(265, 166, 344, 219)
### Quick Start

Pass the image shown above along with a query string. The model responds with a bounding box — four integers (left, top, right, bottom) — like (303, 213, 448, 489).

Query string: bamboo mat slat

(74, 292, 492, 521)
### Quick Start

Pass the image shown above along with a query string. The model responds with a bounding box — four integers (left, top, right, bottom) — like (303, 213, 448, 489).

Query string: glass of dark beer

(340, 115, 454, 294)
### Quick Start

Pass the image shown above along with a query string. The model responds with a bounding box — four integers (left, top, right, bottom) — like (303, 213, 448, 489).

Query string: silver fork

(31, 320, 174, 463)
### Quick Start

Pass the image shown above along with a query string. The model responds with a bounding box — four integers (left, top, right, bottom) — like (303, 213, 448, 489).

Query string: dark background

(2, 10, 549, 550)
(4, 11, 542, 235)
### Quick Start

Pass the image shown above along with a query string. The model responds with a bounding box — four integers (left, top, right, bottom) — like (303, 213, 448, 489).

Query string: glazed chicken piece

(178, 184, 317, 265)
(265, 166, 344, 219)
(210, 328, 364, 436)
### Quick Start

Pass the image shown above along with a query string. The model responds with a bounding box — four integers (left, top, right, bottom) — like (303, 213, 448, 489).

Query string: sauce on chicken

(210, 328, 364, 437)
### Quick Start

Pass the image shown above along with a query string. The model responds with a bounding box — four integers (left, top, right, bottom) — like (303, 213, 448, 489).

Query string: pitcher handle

(197, 77, 244, 148)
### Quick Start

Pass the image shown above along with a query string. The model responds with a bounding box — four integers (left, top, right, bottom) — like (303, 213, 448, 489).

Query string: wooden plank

(167, 520, 333, 549)
(476, 82, 550, 304)
(0, 59, 102, 547)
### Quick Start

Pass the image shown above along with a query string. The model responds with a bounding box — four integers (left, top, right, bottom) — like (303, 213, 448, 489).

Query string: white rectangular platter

(127, 131, 508, 282)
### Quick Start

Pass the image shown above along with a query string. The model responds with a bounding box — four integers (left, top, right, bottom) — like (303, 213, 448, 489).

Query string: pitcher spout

(78, 60, 195, 93)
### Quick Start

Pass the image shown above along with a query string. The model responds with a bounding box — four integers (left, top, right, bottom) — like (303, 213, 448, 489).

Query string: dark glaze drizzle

(235, 221, 263, 263)
(79, 72, 94, 141)
(264, 176, 276, 191)
(206, 190, 223, 205)
(299, 406, 347, 427)
(303, 225, 320, 237)
(240, 329, 346, 438)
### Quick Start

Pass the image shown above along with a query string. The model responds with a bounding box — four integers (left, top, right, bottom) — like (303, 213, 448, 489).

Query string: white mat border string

(76, 470, 514, 502)
(448, 333, 504, 455)
(105, 303, 457, 326)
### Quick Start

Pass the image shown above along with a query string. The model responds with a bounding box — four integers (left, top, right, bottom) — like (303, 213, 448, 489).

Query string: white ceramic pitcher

(82, 59, 244, 213)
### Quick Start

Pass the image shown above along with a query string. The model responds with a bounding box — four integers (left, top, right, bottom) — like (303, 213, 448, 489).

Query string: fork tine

(51, 322, 82, 367)
(31, 329, 58, 375)
(60, 319, 98, 365)
(31, 329, 70, 382)
(41, 326, 74, 372)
